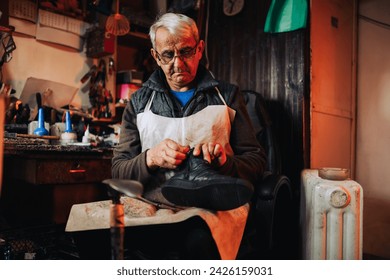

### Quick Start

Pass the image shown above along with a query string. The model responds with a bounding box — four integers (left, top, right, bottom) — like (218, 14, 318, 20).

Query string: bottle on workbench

(33, 108, 49, 136)
(60, 111, 77, 144)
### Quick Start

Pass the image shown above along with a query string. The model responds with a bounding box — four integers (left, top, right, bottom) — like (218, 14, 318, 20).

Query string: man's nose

(172, 54, 185, 65)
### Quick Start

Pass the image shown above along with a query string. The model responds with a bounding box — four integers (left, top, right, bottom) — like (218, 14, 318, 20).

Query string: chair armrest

(244, 172, 294, 258)
(255, 172, 292, 200)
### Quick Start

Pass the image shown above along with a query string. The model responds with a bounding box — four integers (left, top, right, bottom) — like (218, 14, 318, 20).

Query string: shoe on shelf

(161, 151, 254, 211)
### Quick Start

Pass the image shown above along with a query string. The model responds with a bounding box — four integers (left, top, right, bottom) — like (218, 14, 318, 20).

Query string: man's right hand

(146, 139, 190, 170)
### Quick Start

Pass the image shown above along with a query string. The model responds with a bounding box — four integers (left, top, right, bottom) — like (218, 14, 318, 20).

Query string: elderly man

(111, 12, 266, 259)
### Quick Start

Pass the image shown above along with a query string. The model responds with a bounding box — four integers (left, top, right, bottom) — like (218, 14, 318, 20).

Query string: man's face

(151, 28, 204, 91)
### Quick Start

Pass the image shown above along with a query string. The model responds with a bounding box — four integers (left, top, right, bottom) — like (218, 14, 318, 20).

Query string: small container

(33, 108, 49, 136)
(60, 111, 77, 144)
(82, 125, 90, 143)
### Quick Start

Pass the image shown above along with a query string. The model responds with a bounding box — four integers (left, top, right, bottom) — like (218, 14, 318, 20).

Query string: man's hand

(193, 143, 227, 167)
(146, 139, 190, 170)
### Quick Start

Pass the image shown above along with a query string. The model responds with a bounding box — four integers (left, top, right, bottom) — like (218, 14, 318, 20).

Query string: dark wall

(205, 0, 309, 189)
(0, 1, 9, 26)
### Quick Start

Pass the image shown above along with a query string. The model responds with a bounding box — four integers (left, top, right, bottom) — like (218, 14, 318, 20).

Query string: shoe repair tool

(5, 131, 59, 140)
(33, 108, 49, 136)
(56, 107, 93, 120)
(105, 179, 128, 260)
(80, 65, 97, 83)
(36, 92, 42, 109)
(103, 179, 183, 211)
(105, 0, 130, 36)
(97, 59, 107, 86)
(103, 178, 185, 260)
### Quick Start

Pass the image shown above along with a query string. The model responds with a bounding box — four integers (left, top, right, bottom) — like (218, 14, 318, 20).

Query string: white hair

(149, 13, 199, 49)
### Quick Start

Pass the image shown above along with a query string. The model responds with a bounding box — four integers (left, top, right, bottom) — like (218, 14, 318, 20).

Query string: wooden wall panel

(206, 0, 309, 187)
(310, 0, 357, 175)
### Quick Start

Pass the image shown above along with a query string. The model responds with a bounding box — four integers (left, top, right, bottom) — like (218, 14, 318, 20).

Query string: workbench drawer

(10, 158, 112, 185)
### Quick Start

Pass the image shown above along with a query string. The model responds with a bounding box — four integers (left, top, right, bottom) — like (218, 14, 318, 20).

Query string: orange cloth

(66, 197, 249, 260)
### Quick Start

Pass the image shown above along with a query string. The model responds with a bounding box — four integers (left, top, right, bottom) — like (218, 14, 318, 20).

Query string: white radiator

(300, 168, 363, 260)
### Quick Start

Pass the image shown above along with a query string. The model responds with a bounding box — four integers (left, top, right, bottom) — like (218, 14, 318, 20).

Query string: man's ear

(197, 40, 205, 60)
(198, 40, 205, 53)
(150, 48, 161, 66)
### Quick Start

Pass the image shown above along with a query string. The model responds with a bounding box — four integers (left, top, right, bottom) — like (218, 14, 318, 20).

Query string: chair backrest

(241, 90, 281, 175)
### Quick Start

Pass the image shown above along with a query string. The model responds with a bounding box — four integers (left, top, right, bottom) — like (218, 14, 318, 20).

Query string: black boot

(161, 151, 254, 211)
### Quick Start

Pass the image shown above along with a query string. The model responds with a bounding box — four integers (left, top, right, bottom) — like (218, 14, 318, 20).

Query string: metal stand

(103, 178, 178, 259)
(107, 188, 124, 260)
(104, 179, 145, 260)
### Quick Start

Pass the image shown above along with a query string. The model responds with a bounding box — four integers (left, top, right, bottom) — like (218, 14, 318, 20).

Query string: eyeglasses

(154, 44, 198, 65)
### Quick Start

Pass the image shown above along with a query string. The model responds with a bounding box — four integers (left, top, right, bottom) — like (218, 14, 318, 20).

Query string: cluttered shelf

(3, 136, 113, 157)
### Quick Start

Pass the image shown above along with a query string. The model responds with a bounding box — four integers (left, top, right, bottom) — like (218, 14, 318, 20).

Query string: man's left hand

(193, 142, 227, 167)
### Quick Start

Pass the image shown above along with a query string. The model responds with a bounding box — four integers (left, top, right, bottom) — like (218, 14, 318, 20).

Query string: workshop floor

(0, 214, 387, 260)
(0, 216, 80, 260)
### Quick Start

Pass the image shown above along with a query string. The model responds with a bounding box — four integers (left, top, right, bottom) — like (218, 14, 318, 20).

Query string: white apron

(133, 89, 249, 259)
(136, 90, 236, 156)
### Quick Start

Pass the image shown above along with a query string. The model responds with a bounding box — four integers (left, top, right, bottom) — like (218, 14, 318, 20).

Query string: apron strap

(144, 91, 156, 112)
(215, 87, 227, 106)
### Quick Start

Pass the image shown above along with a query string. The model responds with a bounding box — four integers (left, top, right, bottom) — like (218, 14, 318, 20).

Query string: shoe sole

(161, 178, 253, 211)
